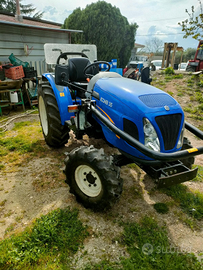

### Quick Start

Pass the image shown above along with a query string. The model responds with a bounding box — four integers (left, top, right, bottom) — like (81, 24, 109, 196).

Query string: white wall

(0, 23, 70, 65)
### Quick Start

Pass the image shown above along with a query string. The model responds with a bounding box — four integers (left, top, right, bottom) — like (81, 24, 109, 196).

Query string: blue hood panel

(95, 77, 180, 114)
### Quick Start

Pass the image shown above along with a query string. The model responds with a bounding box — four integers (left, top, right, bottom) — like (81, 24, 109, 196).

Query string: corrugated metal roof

(0, 12, 83, 33)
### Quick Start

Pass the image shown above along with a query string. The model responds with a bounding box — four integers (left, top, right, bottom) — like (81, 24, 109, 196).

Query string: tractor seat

(69, 57, 91, 82)
(68, 57, 97, 98)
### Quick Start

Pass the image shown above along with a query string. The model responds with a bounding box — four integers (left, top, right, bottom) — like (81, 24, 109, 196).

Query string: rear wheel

(38, 84, 69, 147)
(64, 145, 123, 211)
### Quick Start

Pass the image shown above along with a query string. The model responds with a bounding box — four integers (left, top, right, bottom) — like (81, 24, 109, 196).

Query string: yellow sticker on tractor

(60, 92, 65, 97)
(187, 148, 198, 153)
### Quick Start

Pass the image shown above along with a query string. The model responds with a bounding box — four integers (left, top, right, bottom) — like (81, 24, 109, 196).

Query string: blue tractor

(38, 44, 203, 210)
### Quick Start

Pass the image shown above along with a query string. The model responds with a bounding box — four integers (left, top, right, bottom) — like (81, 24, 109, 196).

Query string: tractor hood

(95, 77, 180, 115)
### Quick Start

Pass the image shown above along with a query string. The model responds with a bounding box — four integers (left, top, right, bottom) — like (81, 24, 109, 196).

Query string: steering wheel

(56, 52, 88, 64)
(84, 61, 111, 78)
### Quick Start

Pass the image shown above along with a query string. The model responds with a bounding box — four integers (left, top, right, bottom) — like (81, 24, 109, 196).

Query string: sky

(21, 0, 201, 50)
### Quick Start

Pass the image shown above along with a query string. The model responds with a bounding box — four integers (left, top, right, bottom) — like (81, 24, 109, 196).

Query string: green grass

(12, 121, 34, 131)
(0, 120, 58, 172)
(120, 216, 201, 270)
(157, 80, 166, 87)
(163, 184, 203, 220)
(165, 75, 173, 82)
(198, 80, 203, 87)
(195, 92, 203, 103)
(193, 165, 203, 182)
(0, 121, 43, 157)
(0, 208, 88, 269)
(0, 135, 34, 154)
(177, 91, 184, 97)
(167, 90, 174, 96)
(153, 203, 169, 214)
(183, 104, 203, 120)
(0, 163, 5, 170)
(81, 261, 122, 270)
(173, 74, 183, 79)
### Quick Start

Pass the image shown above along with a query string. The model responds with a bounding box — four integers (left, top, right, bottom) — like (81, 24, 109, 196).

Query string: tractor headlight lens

(143, 118, 160, 152)
(177, 123, 185, 149)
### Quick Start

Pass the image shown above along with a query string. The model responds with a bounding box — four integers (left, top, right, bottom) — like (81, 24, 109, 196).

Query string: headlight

(177, 123, 185, 149)
(143, 118, 160, 152)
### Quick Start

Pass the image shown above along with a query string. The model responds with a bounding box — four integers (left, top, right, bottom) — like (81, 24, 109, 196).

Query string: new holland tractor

(38, 44, 203, 210)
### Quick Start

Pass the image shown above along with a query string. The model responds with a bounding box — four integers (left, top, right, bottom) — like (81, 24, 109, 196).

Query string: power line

(137, 31, 203, 37)
(136, 33, 185, 37)
(136, 16, 185, 23)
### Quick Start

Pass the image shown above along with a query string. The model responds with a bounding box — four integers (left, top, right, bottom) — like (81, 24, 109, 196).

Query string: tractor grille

(155, 114, 182, 150)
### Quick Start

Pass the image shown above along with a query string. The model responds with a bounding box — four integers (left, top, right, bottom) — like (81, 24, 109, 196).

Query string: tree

(175, 48, 196, 63)
(62, 1, 138, 67)
(0, 0, 44, 19)
(178, 0, 203, 40)
(145, 37, 163, 54)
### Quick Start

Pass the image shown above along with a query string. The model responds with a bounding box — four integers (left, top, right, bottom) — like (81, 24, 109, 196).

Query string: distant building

(129, 43, 145, 61)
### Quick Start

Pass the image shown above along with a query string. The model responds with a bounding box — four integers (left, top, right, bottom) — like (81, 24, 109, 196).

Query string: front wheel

(64, 146, 123, 210)
(38, 84, 70, 147)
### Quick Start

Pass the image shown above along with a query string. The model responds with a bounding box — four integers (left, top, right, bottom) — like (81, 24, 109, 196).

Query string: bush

(165, 67, 175, 75)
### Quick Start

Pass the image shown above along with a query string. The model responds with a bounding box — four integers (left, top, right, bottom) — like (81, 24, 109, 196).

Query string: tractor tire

(38, 84, 70, 147)
(181, 137, 195, 169)
(64, 145, 123, 211)
(186, 65, 196, 72)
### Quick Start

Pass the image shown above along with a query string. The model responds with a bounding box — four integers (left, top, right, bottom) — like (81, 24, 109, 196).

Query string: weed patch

(0, 208, 88, 269)
(153, 203, 169, 214)
(163, 184, 203, 220)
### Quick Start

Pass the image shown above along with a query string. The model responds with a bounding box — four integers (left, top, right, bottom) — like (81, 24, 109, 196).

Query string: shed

(0, 11, 83, 70)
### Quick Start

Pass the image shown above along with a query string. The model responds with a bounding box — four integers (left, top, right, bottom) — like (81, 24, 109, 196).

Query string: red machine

(186, 40, 203, 72)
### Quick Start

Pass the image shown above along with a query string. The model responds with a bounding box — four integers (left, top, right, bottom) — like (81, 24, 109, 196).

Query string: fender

(42, 73, 74, 125)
